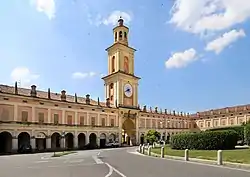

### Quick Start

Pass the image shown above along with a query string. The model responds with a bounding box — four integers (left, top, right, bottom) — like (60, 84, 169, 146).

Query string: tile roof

(0, 84, 108, 107)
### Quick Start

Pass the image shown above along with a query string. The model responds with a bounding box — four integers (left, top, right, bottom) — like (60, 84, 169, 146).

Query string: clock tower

(102, 18, 140, 108)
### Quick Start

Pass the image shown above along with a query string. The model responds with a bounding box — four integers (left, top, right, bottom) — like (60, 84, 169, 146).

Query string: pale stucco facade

(0, 18, 247, 154)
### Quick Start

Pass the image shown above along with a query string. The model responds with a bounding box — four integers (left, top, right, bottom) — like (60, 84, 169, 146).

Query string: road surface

(0, 147, 249, 177)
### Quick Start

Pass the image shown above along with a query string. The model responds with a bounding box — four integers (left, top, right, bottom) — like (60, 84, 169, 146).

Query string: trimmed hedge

(207, 126, 244, 141)
(245, 124, 250, 145)
(170, 130, 238, 150)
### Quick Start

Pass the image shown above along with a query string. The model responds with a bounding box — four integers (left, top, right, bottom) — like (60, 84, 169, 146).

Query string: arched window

(124, 32, 127, 39)
(115, 32, 117, 41)
(124, 56, 129, 73)
(111, 56, 115, 72)
(119, 31, 122, 39)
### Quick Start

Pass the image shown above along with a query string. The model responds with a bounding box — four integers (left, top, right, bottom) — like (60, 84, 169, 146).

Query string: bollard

(148, 146, 152, 156)
(147, 143, 150, 148)
(217, 150, 223, 165)
(142, 145, 145, 154)
(161, 146, 164, 158)
(152, 142, 155, 148)
(139, 144, 142, 153)
(184, 149, 189, 161)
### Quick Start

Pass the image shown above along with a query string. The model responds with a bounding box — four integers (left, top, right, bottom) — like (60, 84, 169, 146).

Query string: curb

(138, 148, 250, 171)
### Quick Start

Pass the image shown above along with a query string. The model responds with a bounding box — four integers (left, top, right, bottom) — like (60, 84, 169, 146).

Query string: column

(60, 137, 65, 149)
(75, 112, 78, 125)
(32, 106, 35, 122)
(136, 118, 139, 145)
(97, 114, 100, 126)
(87, 112, 90, 125)
(48, 109, 51, 123)
(62, 110, 66, 124)
(14, 104, 18, 121)
(12, 137, 18, 152)
(74, 135, 78, 149)
(86, 132, 89, 144)
(31, 137, 36, 150)
(46, 137, 51, 149)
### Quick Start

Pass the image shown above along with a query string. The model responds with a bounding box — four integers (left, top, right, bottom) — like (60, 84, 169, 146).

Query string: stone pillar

(32, 107, 35, 122)
(97, 137, 100, 146)
(62, 110, 65, 124)
(12, 137, 18, 152)
(86, 133, 89, 144)
(14, 104, 18, 121)
(31, 137, 36, 150)
(48, 109, 51, 123)
(136, 119, 139, 145)
(46, 137, 51, 149)
(61, 137, 65, 149)
(217, 150, 223, 165)
(74, 135, 78, 149)
(184, 149, 189, 161)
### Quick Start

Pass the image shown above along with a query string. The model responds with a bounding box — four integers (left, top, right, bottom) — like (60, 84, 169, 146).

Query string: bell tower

(102, 18, 140, 108)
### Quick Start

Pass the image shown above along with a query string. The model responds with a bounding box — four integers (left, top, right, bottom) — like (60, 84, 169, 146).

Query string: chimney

(48, 88, 51, 99)
(14, 81, 18, 94)
(173, 110, 176, 115)
(98, 97, 100, 106)
(86, 94, 90, 105)
(106, 98, 110, 107)
(61, 90, 66, 101)
(75, 93, 78, 103)
(160, 108, 162, 114)
(30, 85, 37, 97)
(143, 105, 147, 112)
(165, 109, 167, 114)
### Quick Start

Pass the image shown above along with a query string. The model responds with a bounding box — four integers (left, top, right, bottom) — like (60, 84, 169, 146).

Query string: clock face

(124, 83, 133, 97)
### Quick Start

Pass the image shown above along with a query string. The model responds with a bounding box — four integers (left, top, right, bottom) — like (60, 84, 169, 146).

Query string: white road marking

(92, 155, 104, 164)
(105, 163, 114, 177)
(34, 161, 49, 163)
(105, 163, 127, 177)
(97, 152, 101, 156)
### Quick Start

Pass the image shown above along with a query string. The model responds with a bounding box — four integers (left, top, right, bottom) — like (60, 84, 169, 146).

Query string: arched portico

(35, 132, 46, 151)
(99, 133, 106, 148)
(122, 118, 136, 146)
(78, 133, 86, 149)
(18, 132, 30, 149)
(65, 133, 74, 149)
(0, 131, 12, 153)
(89, 133, 97, 149)
(51, 132, 61, 149)
(109, 133, 116, 143)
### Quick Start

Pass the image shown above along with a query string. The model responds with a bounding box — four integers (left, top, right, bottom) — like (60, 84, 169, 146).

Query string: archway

(99, 133, 106, 148)
(51, 132, 61, 149)
(109, 133, 116, 143)
(78, 133, 86, 149)
(122, 118, 136, 146)
(89, 133, 97, 149)
(0, 131, 12, 154)
(35, 132, 46, 151)
(140, 134, 144, 145)
(18, 132, 30, 149)
(65, 133, 74, 149)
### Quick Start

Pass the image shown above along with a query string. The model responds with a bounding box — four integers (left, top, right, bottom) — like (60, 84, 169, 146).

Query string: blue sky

(1, 0, 250, 113)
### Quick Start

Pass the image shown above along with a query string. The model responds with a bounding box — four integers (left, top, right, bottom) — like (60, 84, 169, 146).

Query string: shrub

(244, 124, 250, 145)
(146, 130, 161, 144)
(207, 126, 244, 141)
(170, 130, 238, 150)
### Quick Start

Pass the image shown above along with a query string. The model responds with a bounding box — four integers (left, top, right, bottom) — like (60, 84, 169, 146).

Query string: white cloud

(31, 0, 56, 20)
(10, 67, 40, 88)
(72, 72, 97, 79)
(165, 48, 198, 69)
(205, 29, 246, 54)
(169, 0, 250, 34)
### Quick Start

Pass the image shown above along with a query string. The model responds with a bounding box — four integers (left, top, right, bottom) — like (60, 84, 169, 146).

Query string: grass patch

(51, 151, 76, 157)
(151, 146, 250, 164)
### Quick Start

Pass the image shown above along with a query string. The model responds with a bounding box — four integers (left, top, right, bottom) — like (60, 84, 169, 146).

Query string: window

(230, 119, 234, 125)
(54, 114, 59, 125)
(221, 120, 226, 126)
(111, 56, 115, 72)
(119, 31, 122, 38)
(200, 122, 204, 128)
(91, 117, 95, 126)
(80, 116, 85, 125)
(214, 120, 218, 127)
(110, 118, 115, 127)
(115, 32, 117, 41)
(124, 32, 127, 39)
(101, 118, 105, 126)
(38, 112, 44, 124)
(67, 115, 73, 125)
(21, 111, 28, 122)
(1, 109, 9, 121)
(207, 121, 211, 127)
(124, 56, 129, 73)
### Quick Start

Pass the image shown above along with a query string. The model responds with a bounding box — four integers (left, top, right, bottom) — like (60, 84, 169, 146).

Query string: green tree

(146, 130, 161, 144)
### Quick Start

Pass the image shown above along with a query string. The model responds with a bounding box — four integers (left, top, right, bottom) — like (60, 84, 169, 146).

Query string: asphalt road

(0, 147, 249, 177)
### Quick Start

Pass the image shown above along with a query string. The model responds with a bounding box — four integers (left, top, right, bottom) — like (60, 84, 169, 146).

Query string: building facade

(0, 18, 247, 154)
